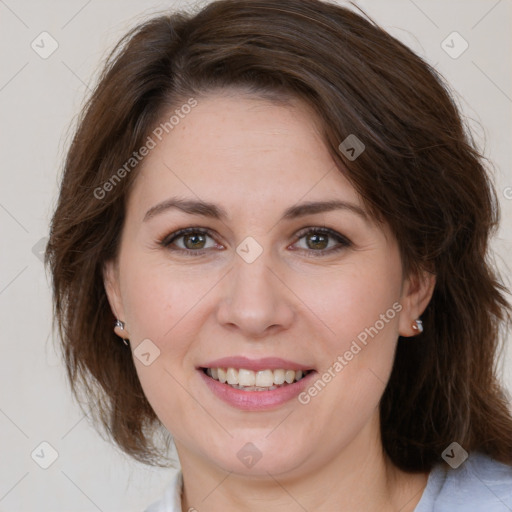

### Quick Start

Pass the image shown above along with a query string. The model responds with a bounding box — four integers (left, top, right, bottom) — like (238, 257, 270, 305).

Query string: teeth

(285, 370, 295, 384)
(205, 367, 310, 389)
(226, 368, 238, 385)
(238, 369, 255, 386)
(218, 368, 227, 383)
(273, 369, 285, 385)
(255, 370, 274, 387)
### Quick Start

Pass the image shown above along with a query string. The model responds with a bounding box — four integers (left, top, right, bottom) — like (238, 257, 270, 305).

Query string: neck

(176, 413, 428, 512)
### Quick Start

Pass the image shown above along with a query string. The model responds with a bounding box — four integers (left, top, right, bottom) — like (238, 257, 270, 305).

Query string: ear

(103, 259, 128, 339)
(398, 269, 436, 337)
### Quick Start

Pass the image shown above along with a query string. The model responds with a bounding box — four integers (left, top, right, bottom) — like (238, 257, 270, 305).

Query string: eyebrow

(143, 197, 368, 222)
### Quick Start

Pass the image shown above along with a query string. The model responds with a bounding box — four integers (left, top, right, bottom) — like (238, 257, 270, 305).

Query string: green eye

(304, 232, 330, 250)
(162, 228, 217, 254)
(294, 228, 351, 254)
(182, 232, 208, 250)
(161, 226, 351, 257)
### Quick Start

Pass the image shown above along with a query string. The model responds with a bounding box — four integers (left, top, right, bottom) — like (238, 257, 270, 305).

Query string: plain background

(0, 0, 511, 510)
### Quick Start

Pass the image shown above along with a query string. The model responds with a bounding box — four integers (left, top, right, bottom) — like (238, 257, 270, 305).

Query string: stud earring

(115, 319, 130, 346)
(412, 319, 423, 333)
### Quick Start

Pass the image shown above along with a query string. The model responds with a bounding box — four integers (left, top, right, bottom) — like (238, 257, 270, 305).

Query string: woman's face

(105, 92, 434, 478)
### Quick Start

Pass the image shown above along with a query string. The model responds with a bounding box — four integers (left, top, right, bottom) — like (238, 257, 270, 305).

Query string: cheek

(293, 253, 403, 403)
(292, 255, 403, 348)
(291, 263, 402, 436)
(120, 258, 215, 344)
(119, 262, 208, 432)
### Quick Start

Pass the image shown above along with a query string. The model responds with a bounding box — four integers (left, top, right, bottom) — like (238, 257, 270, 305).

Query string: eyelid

(290, 226, 352, 256)
(159, 226, 352, 255)
(293, 226, 352, 245)
(160, 227, 220, 249)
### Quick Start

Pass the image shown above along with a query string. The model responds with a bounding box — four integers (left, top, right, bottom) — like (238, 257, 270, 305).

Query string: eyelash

(159, 226, 352, 257)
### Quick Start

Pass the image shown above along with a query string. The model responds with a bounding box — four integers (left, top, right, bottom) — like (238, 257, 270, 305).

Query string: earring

(115, 319, 130, 346)
(412, 319, 423, 333)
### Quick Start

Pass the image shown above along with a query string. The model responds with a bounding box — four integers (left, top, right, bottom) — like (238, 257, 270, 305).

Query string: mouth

(201, 367, 314, 391)
(197, 358, 317, 410)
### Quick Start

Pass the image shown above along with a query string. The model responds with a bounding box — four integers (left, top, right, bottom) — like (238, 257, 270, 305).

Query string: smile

(198, 357, 317, 410)
(202, 367, 313, 391)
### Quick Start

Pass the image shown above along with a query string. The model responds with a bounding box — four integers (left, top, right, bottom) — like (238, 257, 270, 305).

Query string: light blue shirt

(415, 451, 512, 511)
(145, 452, 512, 511)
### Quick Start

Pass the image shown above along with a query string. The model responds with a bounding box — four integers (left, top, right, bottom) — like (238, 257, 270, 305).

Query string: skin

(104, 91, 436, 512)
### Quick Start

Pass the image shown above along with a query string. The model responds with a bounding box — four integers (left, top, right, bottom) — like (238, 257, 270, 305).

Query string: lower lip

(198, 369, 316, 411)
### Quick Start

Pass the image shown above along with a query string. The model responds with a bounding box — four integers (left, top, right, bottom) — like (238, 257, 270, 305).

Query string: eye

(160, 227, 221, 254)
(292, 227, 351, 255)
(159, 226, 351, 257)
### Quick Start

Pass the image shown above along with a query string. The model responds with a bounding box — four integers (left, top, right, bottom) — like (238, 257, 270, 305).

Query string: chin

(199, 436, 311, 478)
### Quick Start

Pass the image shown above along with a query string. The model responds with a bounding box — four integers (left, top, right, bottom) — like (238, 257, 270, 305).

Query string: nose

(215, 250, 295, 339)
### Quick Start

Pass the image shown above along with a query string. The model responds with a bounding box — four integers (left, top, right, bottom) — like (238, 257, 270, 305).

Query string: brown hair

(46, 0, 512, 469)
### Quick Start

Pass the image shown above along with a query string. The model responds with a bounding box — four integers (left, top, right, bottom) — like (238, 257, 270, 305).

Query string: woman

(46, 0, 512, 510)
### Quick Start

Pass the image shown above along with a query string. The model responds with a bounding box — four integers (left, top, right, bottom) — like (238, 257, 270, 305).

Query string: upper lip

(200, 356, 314, 372)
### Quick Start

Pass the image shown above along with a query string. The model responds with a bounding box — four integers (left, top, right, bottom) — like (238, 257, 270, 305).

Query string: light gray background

(1, 1, 511, 511)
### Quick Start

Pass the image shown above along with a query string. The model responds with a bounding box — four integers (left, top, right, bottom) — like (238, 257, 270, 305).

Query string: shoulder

(144, 470, 183, 512)
(415, 451, 512, 512)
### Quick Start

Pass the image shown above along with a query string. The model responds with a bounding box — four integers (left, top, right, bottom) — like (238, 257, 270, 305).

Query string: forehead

(127, 93, 363, 218)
